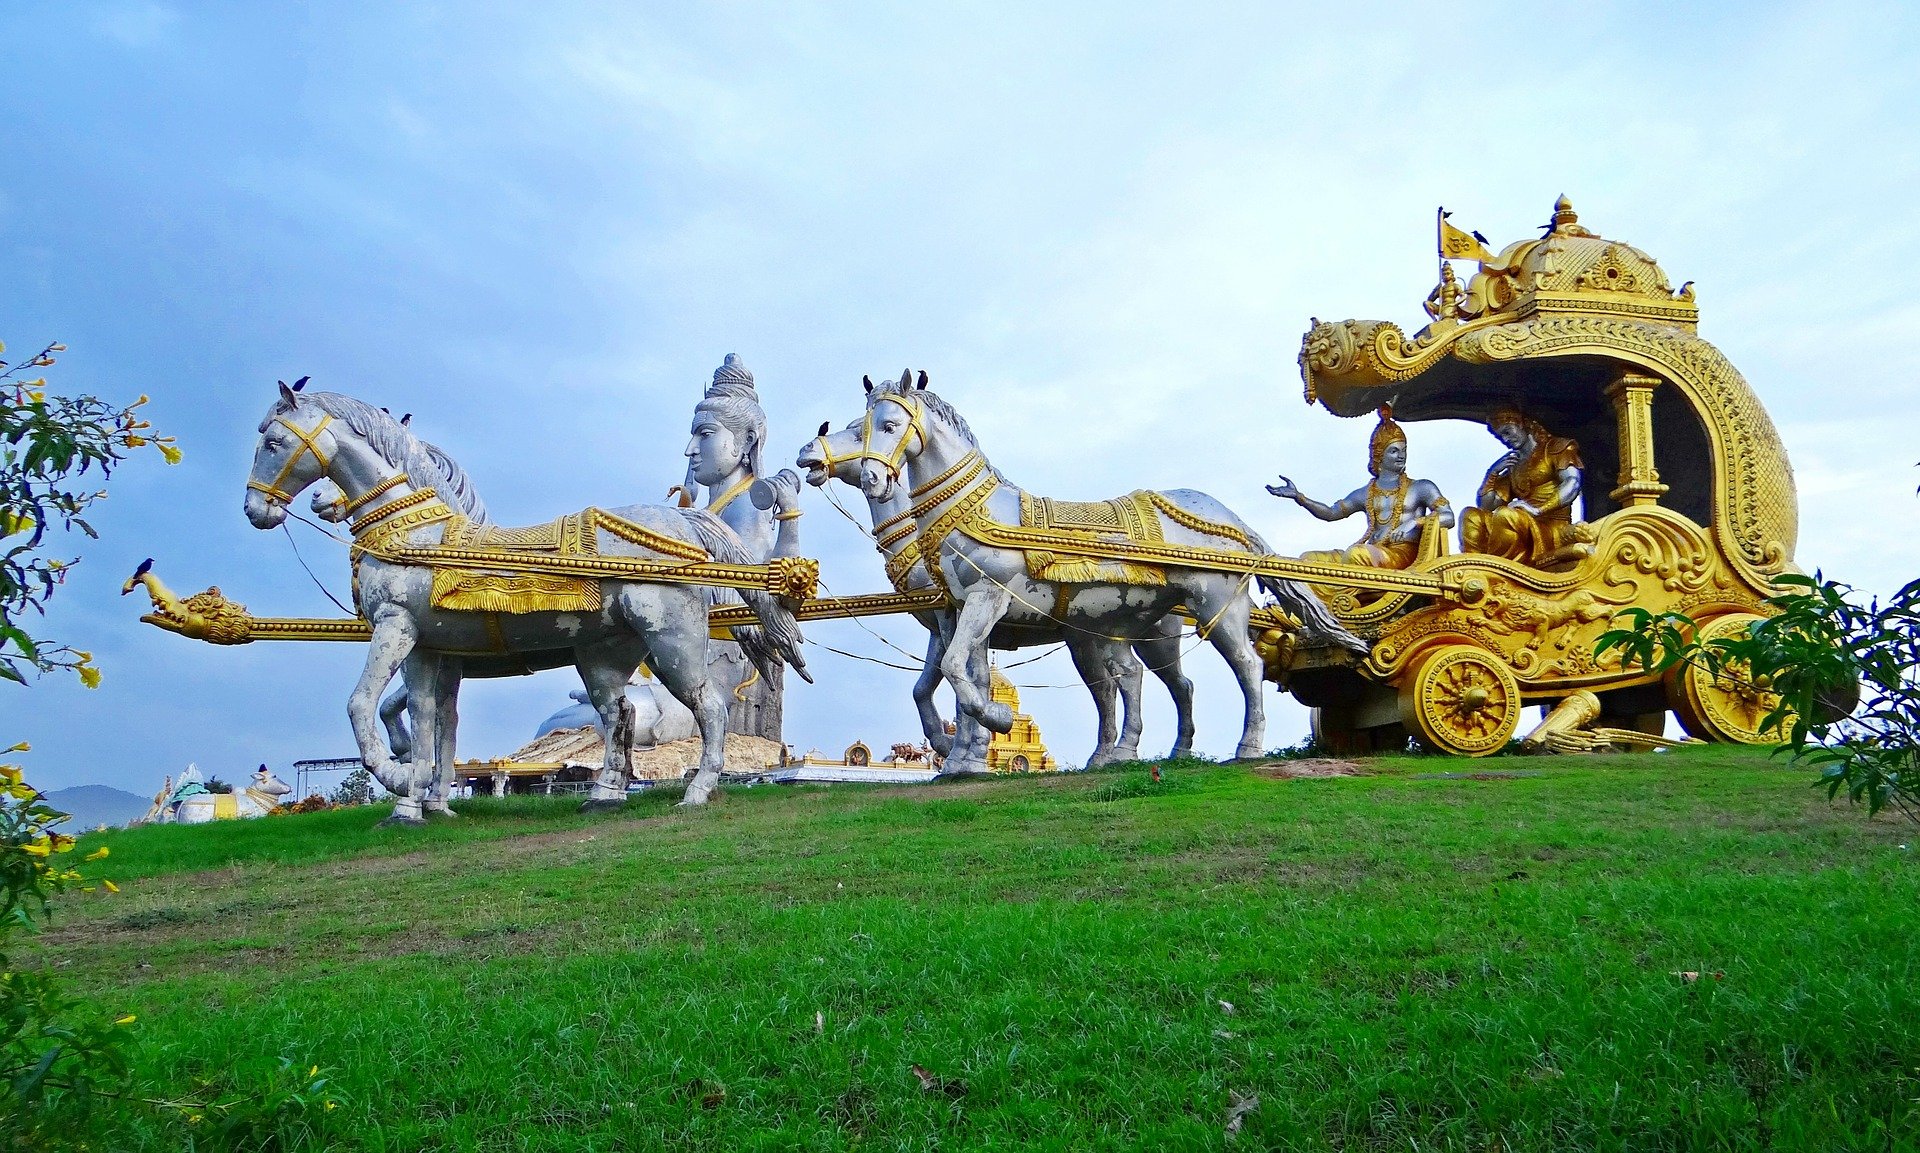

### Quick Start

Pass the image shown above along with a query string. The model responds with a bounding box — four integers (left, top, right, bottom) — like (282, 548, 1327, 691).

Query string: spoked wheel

(1666, 613, 1791, 745)
(1398, 645, 1523, 757)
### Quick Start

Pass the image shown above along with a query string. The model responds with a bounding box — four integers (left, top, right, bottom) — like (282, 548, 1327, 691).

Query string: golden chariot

(1256, 196, 1798, 756)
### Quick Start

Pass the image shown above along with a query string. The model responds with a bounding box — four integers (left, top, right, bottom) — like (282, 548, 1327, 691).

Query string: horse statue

(798, 394, 1196, 768)
(824, 370, 1364, 770)
(243, 382, 810, 821)
(171, 765, 293, 824)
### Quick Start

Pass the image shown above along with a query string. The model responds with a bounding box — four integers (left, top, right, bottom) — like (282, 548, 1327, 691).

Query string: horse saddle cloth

(1015, 491, 1166, 586)
(429, 512, 602, 614)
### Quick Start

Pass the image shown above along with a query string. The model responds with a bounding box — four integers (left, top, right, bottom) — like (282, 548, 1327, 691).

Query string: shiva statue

(1267, 405, 1452, 570)
(1458, 405, 1592, 568)
(681, 354, 804, 741)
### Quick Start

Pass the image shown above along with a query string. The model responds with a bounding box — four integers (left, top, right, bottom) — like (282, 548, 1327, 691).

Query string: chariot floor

(45, 746, 1920, 1151)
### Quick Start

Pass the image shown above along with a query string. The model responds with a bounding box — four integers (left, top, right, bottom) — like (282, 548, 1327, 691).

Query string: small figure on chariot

(1267, 405, 1452, 570)
(1458, 406, 1593, 568)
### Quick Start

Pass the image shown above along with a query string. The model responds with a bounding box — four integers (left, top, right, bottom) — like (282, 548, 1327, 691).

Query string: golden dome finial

(1551, 194, 1579, 233)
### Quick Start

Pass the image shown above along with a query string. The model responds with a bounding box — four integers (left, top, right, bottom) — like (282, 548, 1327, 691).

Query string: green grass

(33, 746, 1920, 1150)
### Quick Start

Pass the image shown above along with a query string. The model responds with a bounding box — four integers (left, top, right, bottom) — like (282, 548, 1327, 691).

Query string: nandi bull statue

(242, 381, 811, 822)
(820, 370, 1365, 770)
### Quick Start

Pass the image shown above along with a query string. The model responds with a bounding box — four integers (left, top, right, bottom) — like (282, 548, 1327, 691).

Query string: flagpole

(1436, 206, 1446, 283)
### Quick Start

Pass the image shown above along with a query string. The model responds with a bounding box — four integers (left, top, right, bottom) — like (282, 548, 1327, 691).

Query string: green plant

(1, 340, 178, 685)
(1598, 572, 1915, 819)
(1, 742, 134, 1148)
(329, 768, 375, 806)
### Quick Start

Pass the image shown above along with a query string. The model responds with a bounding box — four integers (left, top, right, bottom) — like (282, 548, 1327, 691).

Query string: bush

(1599, 572, 1917, 820)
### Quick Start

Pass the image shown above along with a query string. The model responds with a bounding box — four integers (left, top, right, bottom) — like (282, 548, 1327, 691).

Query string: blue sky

(7, 2, 1919, 795)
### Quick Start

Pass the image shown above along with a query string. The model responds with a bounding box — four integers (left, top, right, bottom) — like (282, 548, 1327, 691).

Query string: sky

(6, 2, 1919, 796)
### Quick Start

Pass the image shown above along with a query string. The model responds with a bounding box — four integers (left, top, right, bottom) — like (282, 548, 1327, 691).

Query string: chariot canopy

(1297, 195, 1797, 591)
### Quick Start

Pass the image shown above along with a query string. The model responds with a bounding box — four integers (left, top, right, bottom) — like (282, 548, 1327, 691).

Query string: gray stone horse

(797, 406, 1195, 768)
(244, 383, 808, 821)
(830, 371, 1364, 771)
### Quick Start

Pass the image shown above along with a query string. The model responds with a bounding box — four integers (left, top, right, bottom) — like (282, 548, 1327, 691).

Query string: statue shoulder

(1409, 477, 1450, 505)
(1544, 435, 1583, 471)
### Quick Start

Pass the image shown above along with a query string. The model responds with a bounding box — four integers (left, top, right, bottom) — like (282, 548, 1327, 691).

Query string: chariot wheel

(1666, 613, 1790, 745)
(1397, 645, 1523, 757)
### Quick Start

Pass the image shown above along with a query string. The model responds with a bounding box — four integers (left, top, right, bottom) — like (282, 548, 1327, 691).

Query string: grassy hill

(36, 747, 1920, 1150)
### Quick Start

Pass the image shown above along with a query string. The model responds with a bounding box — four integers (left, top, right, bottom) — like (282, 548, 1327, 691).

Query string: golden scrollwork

(123, 568, 373, 644)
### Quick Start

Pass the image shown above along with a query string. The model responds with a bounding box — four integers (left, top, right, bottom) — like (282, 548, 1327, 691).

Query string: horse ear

(862, 375, 873, 393)
(817, 421, 830, 437)
(899, 369, 912, 389)
(278, 381, 298, 407)
(917, 370, 929, 390)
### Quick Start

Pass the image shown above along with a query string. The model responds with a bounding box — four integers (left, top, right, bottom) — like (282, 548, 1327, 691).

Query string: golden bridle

(246, 411, 336, 507)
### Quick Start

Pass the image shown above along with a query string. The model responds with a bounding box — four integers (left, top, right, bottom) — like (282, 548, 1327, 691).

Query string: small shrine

(984, 666, 1057, 774)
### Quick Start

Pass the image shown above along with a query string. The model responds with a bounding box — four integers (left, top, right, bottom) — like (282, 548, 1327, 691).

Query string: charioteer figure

(1458, 405, 1593, 568)
(681, 354, 804, 742)
(1267, 405, 1452, 570)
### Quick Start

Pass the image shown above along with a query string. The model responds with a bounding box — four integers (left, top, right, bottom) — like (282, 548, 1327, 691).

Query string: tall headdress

(1368, 404, 1406, 477)
(693, 353, 767, 478)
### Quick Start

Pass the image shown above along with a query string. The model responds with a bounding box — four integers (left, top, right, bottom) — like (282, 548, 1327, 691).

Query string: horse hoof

(375, 814, 427, 829)
(578, 798, 627, 813)
(980, 702, 1015, 734)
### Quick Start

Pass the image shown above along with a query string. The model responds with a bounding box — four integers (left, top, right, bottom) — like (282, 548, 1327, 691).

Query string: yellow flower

(5, 742, 28, 753)
(326, 1101, 338, 1111)
(85, 846, 109, 861)
(310, 1065, 319, 1077)
(159, 443, 183, 465)
(103, 879, 120, 893)
(50, 833, 75, 853)
(78, 664, 102, 689)
(22, 838, 50, 857)
(114, 1014, 136, 1025)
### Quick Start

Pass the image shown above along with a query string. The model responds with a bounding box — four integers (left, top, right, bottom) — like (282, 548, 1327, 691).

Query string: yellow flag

(1439, 215, 1493, 264)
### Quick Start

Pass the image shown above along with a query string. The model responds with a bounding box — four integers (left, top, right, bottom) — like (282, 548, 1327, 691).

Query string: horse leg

(621, 591, 729, 806)
(426, 659, 462, 817)
(1108, 641, 1147, 763)
(1189, 582, 1266, 759)
(1135, 620, 1195, 759)
(942, 585, 1013, 732)
(351, 610, 422, 823)
(399, 651, 443, 821)
(914, 621, 952, 756)
(1066, 633, 1123, 767)
(576, 643, 642, 810)
(379, 686, 412, 762)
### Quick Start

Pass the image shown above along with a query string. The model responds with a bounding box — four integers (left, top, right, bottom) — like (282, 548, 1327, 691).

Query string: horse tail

(1241, 525, 1370, 654)
(673, 509, 812, 683)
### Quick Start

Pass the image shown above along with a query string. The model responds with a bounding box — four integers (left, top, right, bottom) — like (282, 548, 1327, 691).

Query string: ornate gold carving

(1397, 645, 1522, 755)
(123, 568, 374, 644)
(1605, 371, 1668, 506)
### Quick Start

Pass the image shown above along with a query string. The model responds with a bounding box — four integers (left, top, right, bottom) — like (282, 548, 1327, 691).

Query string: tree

(1598, 572, 1917, 820)
(329, 767, 376, 806)
(1, 340, 179, 685)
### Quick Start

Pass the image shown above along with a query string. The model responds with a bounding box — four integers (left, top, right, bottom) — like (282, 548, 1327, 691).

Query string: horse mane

(274, 392, 488, 522)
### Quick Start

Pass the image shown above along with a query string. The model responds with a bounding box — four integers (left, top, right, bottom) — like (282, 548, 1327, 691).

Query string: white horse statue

(170, 765, 293, 824)
(243, 382, 810, 822)
(826, 371, 1364, 771)
(797, 395, 1196, 768)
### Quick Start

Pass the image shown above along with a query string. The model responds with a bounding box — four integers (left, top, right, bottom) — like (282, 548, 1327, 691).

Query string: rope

(280, 522, 356, 615)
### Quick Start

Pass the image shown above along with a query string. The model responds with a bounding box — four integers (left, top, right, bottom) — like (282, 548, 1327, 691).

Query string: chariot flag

(1438, 209, 1494, 264)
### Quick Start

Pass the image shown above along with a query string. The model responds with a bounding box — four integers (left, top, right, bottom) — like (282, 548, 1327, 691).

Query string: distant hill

(43, 784, 152, 830)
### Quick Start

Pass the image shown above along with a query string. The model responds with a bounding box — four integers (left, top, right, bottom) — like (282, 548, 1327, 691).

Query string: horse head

(246, 381, 340, 529)
(310, 480, 349, 524)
